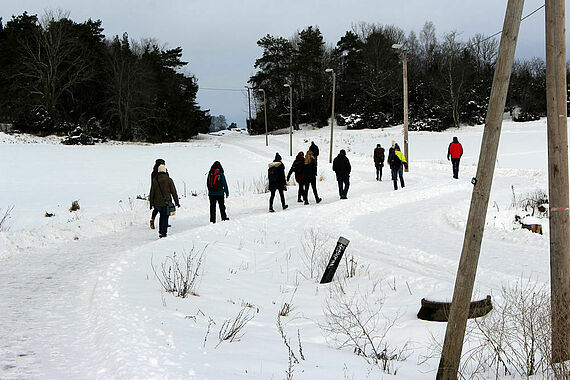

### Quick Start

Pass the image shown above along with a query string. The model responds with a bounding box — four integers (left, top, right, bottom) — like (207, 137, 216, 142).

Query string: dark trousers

(302, 179, 319, 203)
(391, 168, 405, 190)
(209, 195, 227, 223)
(451, 158, 460, 179)
(151, 207, 159, 221)
(157, 206, 169, 236)
(296, 184, 304, 201)
(375, 164, 383, 180)
(269, 188, 286, 209)
(337, 178, 350, 198)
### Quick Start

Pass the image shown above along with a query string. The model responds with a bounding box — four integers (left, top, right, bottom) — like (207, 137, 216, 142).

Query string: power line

(200, 87, 246, 92)
(473, 4, 545, 46)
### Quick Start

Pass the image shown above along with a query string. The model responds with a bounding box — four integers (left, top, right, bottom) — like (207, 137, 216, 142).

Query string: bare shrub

(279, 302, 292, 317)
(0, 206, 15, 231)
(277, 313, 306, 379)
(234, 175, 269, 196)
(151, 247, 205, 298)
(321, 288, 410, 373)
(465, 279, 554, 378)
(300, 229, 331, 280)
(69, 200, 80, 212)
(344, 255, 357, 278)
(216, 307, 255, 347)
(434, 278, 569, 379)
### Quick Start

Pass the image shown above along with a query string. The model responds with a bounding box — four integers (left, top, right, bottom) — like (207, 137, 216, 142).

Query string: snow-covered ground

(0, 119, 564, 379)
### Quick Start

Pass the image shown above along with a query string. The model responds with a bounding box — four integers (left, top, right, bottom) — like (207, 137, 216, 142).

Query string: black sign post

(320, 237, 350, 284)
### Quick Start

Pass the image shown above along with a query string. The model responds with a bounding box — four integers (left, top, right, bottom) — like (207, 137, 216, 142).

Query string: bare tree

(19, 10, 91, 118)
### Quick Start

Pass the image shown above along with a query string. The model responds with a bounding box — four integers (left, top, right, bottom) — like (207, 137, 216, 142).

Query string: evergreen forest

(248, 22, 560, 134)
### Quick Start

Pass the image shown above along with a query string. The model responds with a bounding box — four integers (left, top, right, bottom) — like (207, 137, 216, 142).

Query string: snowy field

(0, 118, 565, 379)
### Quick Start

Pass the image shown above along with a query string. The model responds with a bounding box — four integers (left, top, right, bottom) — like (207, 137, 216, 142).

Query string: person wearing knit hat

(332, 149, 351, 199)
(207, 161, 230, 223)
(387, 144, 407, 190)
(149, 159, 166, 229)
(268, 153, 288, 212)
(149, 162, 180, 238)
(373, 144, 385, 181)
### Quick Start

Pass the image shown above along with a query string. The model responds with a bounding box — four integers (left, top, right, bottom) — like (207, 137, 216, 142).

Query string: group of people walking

(283, 141, 323, 207)
(149, 160, 230, 238)
(373, 140, 408, 190)
(148, 137, 463, 238)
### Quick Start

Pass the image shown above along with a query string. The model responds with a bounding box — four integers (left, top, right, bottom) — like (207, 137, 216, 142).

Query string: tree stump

(417, 295, 492, 322)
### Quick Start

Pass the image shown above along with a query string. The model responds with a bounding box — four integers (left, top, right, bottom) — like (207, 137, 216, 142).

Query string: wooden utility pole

(403, 50, 409, 172)
(436, 0, 525, 378)
(545, 0, 570, 363)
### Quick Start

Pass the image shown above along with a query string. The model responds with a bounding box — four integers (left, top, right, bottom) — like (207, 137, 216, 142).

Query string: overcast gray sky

(0, 0, 564, 127)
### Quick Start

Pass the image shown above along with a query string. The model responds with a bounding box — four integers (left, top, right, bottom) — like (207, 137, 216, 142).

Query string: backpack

(207, 169, 223, 191)
(268, 165, 278, 183)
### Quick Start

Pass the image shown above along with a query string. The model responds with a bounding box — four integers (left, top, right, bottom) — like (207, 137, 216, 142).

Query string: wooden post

(403, 50, 409, 172)
(436, 0, 525, 378)
(545, 0, 570, 363)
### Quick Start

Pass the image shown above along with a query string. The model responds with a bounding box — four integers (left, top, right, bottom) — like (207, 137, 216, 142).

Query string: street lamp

(244, 86, 252, 133)
(284, 83, 293, 156)
(258, 88, 268, 146)
(325, 68, 336, 163)
(392, 43, 409, 172)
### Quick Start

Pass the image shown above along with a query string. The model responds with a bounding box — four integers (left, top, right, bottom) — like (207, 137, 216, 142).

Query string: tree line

(248, 22, 561, 134)
(0, 11, 210, 142)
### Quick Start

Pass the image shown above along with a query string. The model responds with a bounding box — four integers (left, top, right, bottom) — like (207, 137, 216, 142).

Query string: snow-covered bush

(62, 126, 96, 145)
(410, 118, 444, 132)
(517, 189, 548, 217)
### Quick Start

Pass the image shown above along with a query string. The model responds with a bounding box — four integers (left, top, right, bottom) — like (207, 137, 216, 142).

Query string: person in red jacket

(447, 137, 463, 179)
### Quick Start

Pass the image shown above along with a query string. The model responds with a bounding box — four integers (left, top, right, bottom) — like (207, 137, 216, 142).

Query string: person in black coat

(302, 150, 321, 205)
(309, 141, 319, 165)
(332, 150, 351, 199)
(149, 158, 165, 229)
(268, 153, 288, 212)
(373, 144, 385, 181)
(287, 151, 305, 202)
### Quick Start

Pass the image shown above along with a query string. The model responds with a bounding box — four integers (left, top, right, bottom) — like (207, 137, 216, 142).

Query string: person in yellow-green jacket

(387, 142, 408, 190)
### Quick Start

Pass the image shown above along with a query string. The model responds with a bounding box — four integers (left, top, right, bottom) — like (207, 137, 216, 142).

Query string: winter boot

(150, 219, 155, 229)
